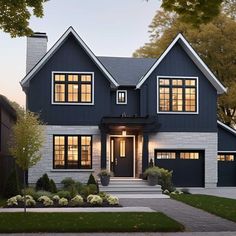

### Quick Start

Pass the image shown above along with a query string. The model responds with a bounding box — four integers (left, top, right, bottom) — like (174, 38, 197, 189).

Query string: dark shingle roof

(98, 57, 157, 86)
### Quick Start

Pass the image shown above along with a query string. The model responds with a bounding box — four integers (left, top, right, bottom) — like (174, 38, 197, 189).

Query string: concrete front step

(99, 178, 163, 194)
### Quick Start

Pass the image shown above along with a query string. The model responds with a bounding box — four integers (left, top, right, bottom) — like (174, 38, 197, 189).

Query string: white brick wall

(28, 125, 101, 185)
(148, 132, 218, 188)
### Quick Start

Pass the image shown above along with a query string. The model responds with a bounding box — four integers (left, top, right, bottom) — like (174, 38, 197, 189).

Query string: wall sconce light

(122, 130, 127, 136)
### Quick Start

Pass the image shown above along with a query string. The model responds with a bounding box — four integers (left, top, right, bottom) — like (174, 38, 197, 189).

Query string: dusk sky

(0, 0, 160, 106)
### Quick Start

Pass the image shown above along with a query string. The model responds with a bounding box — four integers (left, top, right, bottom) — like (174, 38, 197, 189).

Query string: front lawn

(0, 212, 184, 233)
(172, 194, 236, 222)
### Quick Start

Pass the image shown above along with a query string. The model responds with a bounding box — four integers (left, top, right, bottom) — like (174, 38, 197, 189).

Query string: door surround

(108, 135, 136, 178)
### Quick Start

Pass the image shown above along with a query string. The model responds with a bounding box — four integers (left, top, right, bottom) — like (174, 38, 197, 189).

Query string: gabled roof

(98, 57, 156, 86)
(217, 120, 236, 136)
(136, 33, 227, 94)
(20, 27, 119, 88)
(0, 95, 17, 120)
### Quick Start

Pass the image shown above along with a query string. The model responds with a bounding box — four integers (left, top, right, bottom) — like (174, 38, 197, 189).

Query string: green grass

(0, 212, 184, 233)
(172, 194, 236, 222)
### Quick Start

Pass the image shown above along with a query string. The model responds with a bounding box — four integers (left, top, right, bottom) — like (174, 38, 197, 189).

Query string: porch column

(101, 131, 107, 169)
(142, 132, 149, 172)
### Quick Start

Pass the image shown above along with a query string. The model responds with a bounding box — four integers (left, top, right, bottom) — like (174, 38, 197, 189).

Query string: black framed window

(218, 154, 234, 161)
(158, 78, 197, 112)
(53, 135, 92, 169)
(155, 150, 201, 161)
(53, 73, 93, 103)
(116, 90, 127, 104)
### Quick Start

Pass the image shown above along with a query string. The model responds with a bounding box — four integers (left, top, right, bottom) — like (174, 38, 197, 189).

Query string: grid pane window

(117, 91, 127, 104)
(218, 154, 234, 161)
(53, 135, 92, 169)
(81, 136, 92, 168)
(54, 136, 65, 168)
(156, 152, 176, 159)
(180, 152, 199, 160)
(158, 78, 197, 112)
(53, 73, 93, 103)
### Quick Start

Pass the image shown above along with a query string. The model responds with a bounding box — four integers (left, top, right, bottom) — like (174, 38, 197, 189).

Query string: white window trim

(116, 90, 127, 105)
(51, 71, 94, 105)
(156, 76, 199, 114)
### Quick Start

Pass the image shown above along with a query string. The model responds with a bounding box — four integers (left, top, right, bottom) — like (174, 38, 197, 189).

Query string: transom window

(156, 152, 176, 159)
(180, 152, 199, 160)
(53, 135, 92, 169)
(218, 154, 234, 161)
(116, 90, 127, 104)
(53, 73, 93, 104)
(158, 77, 197, 113)
(155, 150, 201, 161)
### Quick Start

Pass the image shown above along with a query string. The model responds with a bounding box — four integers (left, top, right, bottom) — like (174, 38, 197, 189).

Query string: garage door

(218, 153, 236, 186)
(154, 150, 204, 187)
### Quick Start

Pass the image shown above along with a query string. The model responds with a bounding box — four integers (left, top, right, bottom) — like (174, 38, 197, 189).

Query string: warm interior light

(122, 130, 126, 136)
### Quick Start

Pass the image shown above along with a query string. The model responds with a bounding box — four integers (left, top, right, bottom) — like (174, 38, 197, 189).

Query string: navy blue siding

(140, 42, 217, 132)
(218, 125, 236, 151)
(28, 34, 112, 125)
(110, 89, 139, 116)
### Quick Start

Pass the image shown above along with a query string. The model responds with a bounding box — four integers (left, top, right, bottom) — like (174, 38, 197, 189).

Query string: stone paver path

(120, 198, 236, 232)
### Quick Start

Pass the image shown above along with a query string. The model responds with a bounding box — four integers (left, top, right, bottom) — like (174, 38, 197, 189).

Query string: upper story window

(116, 90, 127, 104)
(53, 72, 93, 104)
(157, 77, 198, 113)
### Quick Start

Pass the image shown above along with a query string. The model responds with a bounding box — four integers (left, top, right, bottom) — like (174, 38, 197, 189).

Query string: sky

(0, 0, 161, 106)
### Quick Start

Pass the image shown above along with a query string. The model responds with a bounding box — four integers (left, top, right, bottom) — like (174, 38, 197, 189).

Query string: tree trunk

(23, 170, 26, 213)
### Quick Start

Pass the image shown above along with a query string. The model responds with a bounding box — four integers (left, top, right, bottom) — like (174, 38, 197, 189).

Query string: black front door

(111, 137, 133, 177)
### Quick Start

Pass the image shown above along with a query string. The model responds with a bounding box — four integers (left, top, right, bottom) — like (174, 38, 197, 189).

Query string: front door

(111, 137, 134, 177)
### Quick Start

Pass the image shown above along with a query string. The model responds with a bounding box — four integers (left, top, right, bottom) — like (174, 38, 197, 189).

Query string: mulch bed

(4, 202, 121, 208)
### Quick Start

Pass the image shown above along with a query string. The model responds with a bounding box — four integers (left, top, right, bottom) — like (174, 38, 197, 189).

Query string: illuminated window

(120, 139, 126, 157)
(158, 78, 197, 112)
(180, 152, 199, 160)
(53, 73, 93, 104)
(218, 154, 234, 161)
(117, 90, 127, 104)
(53, 135, 92, 169)
(156, 152, 176, 159)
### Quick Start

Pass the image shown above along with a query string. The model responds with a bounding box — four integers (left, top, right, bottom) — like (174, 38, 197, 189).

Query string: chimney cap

(29, 32, 47, 39)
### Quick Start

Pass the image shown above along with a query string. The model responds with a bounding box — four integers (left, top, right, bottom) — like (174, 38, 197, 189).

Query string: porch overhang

(99, 115, 160, 133)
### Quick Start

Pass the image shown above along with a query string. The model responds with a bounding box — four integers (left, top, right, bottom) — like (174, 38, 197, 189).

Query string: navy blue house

(20, 27, 236, 188)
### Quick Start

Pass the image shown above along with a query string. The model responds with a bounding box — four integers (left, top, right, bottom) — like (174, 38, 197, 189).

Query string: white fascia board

(136, 34, 227, 95)
(20, 27, 119, 88)
(217, 120, 236, 136)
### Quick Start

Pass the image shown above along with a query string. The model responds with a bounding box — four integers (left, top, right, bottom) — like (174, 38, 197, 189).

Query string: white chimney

(26, 32, 48, 73)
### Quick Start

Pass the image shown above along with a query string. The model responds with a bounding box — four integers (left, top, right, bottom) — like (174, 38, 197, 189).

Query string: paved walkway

(120, 198, 236, 232)
(186, 187, 236, 199)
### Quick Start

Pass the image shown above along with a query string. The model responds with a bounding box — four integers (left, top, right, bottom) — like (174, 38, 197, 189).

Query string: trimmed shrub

(67, 184, 78, 198)
(21, 187, 36, 199)
(26, 198, 36, 207)
(87, 195, 103, 205)
(80, 184, 98, 199)
(57, 190, 71, 200)
(38, 196, 53, 206)
(49, 179, 57, 193)
(4, 170, 20, 198)
(61, 177, 75, 189)
(87, 174, 99, 193)
(59, 197, 68, 206)
(34, 190, 52, 200)
(98, 192, 110, 201)
(7, 197, 18, 206)
(75, 181, 83, 193)
(15, 195, 23, 202)
(71, 195, 83, 206)
(52, 195, 60, 201)
(107, 195, 119, 205)
(36, 174, 51, 192)
(158, 168, 175, 192)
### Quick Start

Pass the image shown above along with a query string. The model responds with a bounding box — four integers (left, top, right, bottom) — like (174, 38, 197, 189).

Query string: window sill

(50, 169, 94, 172)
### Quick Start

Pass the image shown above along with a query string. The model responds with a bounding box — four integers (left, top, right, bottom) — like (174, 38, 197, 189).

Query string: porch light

(122, 130, 127, 136)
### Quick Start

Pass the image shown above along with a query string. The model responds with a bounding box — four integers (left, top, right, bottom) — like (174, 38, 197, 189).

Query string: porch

(99, 116, 160, 178)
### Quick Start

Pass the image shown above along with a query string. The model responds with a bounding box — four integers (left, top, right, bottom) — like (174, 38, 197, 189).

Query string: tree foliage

(10, 109, 44, 171)
(160, 0, 236, 25)
(133, 12, 236, 126)
(0, 0, 47, 37)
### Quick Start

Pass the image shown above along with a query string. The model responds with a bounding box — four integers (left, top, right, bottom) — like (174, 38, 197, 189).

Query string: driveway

(120, 198, 236, 232)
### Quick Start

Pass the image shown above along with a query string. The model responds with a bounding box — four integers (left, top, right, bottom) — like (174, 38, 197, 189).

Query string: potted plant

(98, 169, 113, 186)
(144, 166, 160, 186)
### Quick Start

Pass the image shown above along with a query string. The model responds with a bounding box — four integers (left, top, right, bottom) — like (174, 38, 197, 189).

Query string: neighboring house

(20, 27, 236, 188)
(0, 95, 17, 193)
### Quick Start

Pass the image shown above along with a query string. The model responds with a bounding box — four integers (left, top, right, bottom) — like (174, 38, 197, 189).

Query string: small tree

(10, 109, 44, 212)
